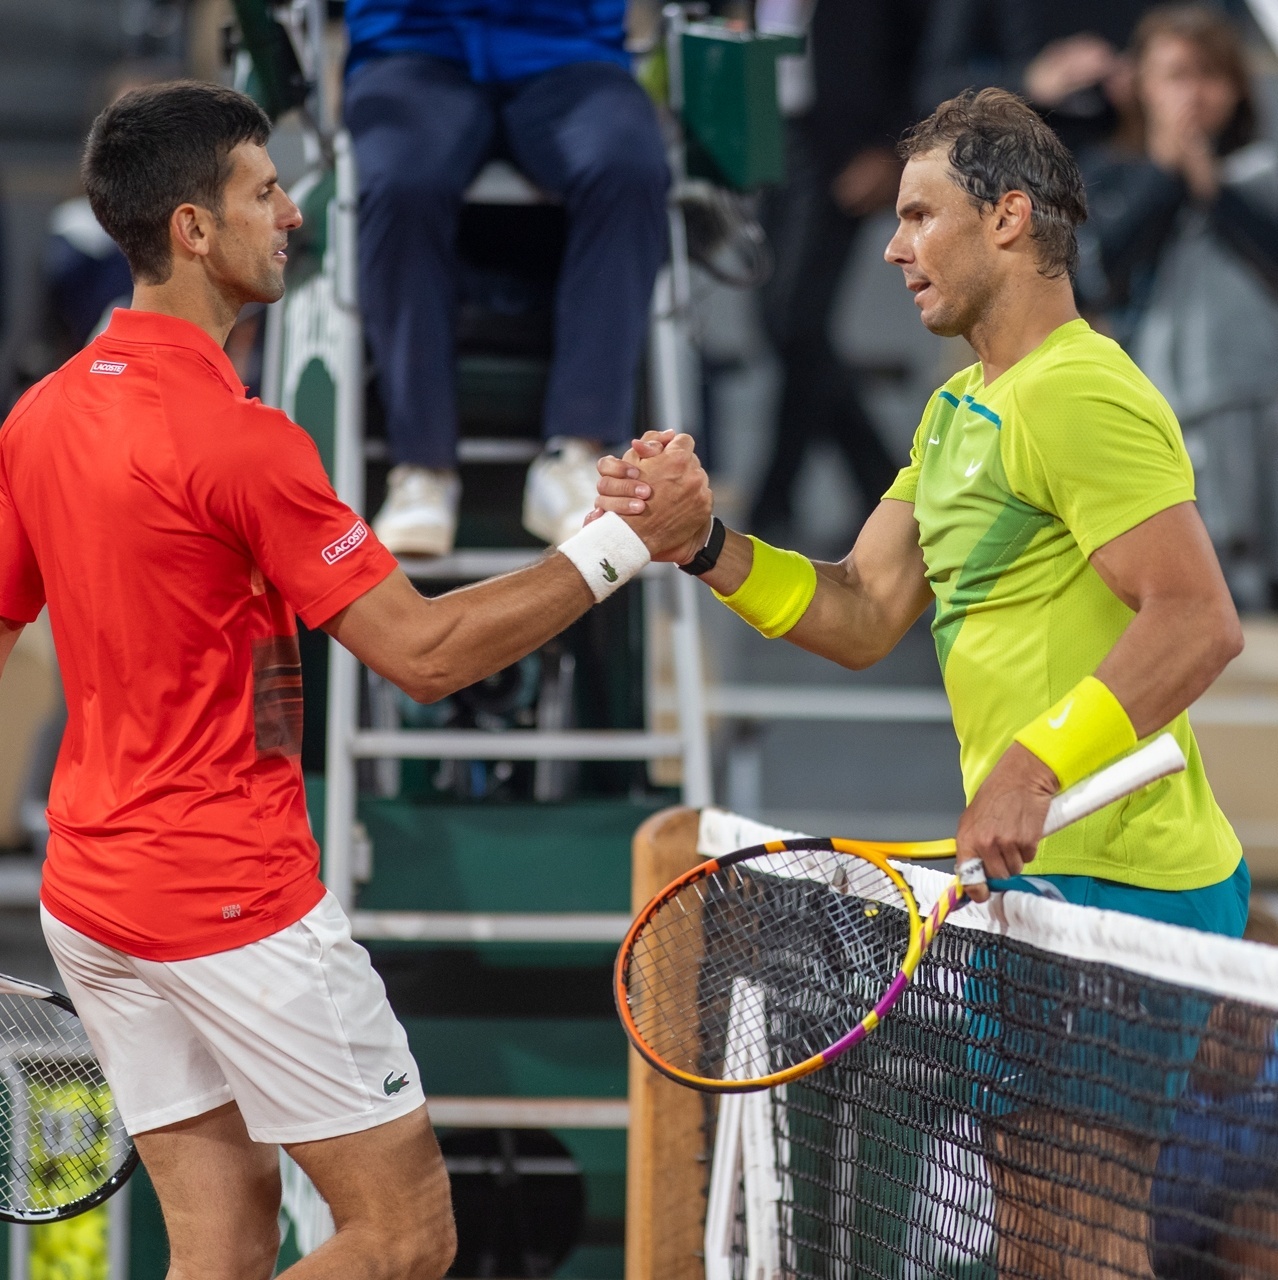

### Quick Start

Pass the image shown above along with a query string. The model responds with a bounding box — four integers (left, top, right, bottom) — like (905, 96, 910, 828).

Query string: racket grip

(1041, 732, 1186, 837)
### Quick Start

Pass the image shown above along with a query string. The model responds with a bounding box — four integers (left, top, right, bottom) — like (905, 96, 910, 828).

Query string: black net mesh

(0, 993, 132, 1219)
(713, 892, 1278, 1279)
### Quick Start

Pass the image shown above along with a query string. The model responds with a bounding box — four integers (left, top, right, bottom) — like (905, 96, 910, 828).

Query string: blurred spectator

(343, 0, 670, 556)
(748, 0, 928, 542)
(43, 195, 132, 356)
(1077, 5, 1278, 609)
(916, 0, 1179, 150)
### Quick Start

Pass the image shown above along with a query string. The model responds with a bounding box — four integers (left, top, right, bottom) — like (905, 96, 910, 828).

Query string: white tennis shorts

(41, 892, 426, 1144)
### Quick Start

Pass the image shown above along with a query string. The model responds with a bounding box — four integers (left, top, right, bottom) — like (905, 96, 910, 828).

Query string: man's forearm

(325, 557, 596, 704)
(699, 505, 932, 670)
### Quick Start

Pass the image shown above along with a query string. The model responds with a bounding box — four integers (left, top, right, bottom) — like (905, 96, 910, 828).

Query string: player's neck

(130, 271, 243, 350)
(966, 277, 1080, 386)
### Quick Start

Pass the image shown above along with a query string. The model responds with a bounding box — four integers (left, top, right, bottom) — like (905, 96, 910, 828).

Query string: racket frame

(614, 837, 928, 1093)
(0, 985, 139, 1225)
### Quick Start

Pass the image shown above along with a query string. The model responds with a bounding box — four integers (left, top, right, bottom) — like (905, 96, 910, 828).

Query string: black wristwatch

(679, 516, 726, 576)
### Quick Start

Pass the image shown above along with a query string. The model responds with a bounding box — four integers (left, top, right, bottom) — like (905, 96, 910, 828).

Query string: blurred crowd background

(3, 0, 1278, 608)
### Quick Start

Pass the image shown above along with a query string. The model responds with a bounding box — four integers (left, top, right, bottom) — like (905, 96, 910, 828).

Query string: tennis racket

(616, 733, 1187, 1093)
(0, 973, 137, 1222)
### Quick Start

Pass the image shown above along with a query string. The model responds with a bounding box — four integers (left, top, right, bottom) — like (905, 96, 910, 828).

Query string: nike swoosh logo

(964, 461, 981, 477)
(1048, 700, 1074, 730)
(928, 436, 941, 445)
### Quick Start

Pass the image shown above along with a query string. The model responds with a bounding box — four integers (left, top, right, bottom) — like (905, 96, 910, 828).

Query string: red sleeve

(195, 403, 397, 628)
(0, 457, 45, 624)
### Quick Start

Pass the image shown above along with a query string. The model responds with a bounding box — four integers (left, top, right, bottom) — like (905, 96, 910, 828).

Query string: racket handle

(1040, 732, 1186, 837)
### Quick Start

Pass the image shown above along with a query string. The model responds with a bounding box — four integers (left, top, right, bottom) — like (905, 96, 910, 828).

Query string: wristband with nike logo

(1013, 674, 1137, 791)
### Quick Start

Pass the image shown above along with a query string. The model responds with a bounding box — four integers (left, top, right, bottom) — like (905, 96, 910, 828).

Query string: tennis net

(697, 810, 1278, 1280)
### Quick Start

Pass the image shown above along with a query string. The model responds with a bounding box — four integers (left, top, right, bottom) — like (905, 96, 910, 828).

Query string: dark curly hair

(900, 88, 1088, 279)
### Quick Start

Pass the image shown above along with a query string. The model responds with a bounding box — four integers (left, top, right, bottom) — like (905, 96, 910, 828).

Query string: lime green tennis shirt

(885, 319, 1240, 890)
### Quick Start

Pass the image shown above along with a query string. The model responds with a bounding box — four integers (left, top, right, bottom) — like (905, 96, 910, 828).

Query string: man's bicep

(1088, 502, 1229, 611)
(845, 498, 932, 621)
(321, 569, 432, 683)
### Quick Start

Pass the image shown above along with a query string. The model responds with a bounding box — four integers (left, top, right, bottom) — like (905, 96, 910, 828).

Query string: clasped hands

(587, 429, 713, 566)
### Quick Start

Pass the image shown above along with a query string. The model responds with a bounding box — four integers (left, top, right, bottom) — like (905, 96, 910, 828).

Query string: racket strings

(626, 847, 916, 1084)
(0, 995, 130, 1217)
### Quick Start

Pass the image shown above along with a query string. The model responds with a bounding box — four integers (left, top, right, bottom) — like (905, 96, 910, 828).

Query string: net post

(626, 806, 708, 1280)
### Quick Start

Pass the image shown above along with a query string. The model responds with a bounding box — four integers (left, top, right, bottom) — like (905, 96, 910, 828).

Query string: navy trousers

(345, 54, 670, 469)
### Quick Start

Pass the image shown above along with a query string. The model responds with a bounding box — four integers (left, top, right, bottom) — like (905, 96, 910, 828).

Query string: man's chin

(919, 304, 964, 339)
(252, 270, 287, 306)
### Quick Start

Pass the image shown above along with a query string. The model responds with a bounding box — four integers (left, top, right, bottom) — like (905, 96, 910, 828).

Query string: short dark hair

(82, 81, 271, 284)
(900, 88, 1088, 279)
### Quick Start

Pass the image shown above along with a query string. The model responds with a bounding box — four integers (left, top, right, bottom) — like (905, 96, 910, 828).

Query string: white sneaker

(522, 437, 609, 545)
(372, 465, 460, 557)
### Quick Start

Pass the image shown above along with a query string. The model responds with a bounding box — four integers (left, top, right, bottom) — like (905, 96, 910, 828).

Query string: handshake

(584, 429, 714, 566)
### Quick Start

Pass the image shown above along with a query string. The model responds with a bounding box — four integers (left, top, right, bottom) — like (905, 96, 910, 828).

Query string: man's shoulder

(1013, 323, 1170, 420)
(1, 372, 58, 439)
(176, 396, 328, 505)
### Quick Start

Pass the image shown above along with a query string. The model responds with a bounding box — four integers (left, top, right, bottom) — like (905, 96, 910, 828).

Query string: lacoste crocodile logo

(383, 1071, 410, 1096)
(600, 559, 619, 583)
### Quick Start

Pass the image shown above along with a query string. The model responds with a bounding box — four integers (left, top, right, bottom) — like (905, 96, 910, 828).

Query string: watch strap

(679, 516, 726, 576)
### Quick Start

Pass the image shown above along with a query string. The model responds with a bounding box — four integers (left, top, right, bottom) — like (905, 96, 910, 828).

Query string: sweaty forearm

(784, 561, 928, 670)
(1095, 595, 1242, 737)
(408, 556, 596, 700)
(700, 516, 931, 671)
(326, 557, 595, 705)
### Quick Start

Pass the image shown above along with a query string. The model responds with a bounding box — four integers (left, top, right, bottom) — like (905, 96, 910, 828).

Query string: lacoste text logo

(89, 360, 127, 376)
(222, 904, 241, 920)
(1048, 700, 1074, 730)
(600, 559, 619, 583)
(322, 520, 368, 565)
(383, 1071, 410, 1096)
(964, 461, 982, 477)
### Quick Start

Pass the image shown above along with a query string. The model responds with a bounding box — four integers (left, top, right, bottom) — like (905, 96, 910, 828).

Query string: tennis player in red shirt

(0, 82, 710, 1279)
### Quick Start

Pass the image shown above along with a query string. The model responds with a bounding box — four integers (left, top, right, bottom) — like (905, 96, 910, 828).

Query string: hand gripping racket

(615, 733, 1186, 1093)
(0, 973, 137, 1222)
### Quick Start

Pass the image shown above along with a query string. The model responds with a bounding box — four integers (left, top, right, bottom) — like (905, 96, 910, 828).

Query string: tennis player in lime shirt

(602, 85, 1247, 936)
(598, 86, 1248, 1278)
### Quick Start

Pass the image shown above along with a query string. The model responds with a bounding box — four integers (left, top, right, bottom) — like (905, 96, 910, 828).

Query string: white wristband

(558, 511, 651, 602)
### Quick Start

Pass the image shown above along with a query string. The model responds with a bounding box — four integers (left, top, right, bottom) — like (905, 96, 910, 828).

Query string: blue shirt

(345, 0, 631, 82)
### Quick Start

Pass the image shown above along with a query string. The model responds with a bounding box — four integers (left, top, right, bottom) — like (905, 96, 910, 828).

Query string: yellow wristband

(713, 536, 817, 639)
(1013, 675, 1137, 790)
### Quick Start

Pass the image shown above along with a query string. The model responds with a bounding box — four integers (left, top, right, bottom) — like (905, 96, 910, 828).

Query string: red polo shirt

(0, 309, 397, 960)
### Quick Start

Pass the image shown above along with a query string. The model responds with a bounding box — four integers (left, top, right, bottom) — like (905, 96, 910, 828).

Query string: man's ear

(990, 189, 1034, 249)
(169, 202, 213, 261)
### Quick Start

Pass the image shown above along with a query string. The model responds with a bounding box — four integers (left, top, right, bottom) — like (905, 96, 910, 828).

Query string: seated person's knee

(363, 162, 471, 216)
